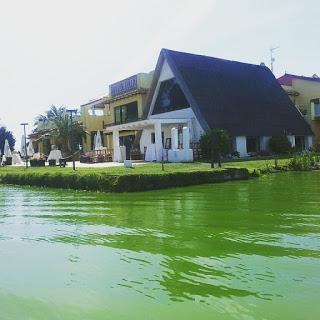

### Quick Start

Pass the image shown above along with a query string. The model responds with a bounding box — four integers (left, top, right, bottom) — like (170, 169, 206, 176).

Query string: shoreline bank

(0, 167, 249, 193)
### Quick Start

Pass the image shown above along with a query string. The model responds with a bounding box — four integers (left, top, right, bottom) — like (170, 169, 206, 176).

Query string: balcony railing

(103, 118, 142, 129)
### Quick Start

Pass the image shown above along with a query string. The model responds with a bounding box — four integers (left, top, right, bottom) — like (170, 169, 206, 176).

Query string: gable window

(152, 78, 190, 115)
(114, 101, 138, 125)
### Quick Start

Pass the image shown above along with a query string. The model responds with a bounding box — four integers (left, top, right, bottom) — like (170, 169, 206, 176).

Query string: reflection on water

(0, 172, 320, 319)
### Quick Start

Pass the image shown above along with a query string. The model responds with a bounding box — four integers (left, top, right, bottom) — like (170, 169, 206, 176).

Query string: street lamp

(66, 109, 78, 171)
(20, 123, 29, 169)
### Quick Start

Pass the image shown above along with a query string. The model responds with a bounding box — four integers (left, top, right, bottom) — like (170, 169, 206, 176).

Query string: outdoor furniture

(80, 152, 95, 163)
(49, 160, 56, 166)
(30, 159, 46, 167)
(80, 149, 113, 163)
(4, 157, 12, 166)
(130, 148, 141, 160)
(48, 149, 62, 162)
(80, 154, 92, 163)
(12, 153, 23, 165)
(59, 159, 67, 167)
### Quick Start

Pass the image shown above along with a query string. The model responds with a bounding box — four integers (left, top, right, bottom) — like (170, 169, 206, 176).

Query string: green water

(0, 172, 319, 320)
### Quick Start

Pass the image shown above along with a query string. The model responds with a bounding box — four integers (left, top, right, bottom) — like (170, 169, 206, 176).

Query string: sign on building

(110, 75, 138, 98)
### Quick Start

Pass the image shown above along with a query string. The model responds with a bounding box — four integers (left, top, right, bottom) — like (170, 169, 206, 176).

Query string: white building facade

(105, 49, 313, 162)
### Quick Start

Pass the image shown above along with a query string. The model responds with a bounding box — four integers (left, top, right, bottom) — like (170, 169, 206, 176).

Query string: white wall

(287, 135, 295, 147)
(236, 136, 247, 157)
(260, 136, 271, 150)
(306, 136, 313, 149)
(140, 128, 153, 154)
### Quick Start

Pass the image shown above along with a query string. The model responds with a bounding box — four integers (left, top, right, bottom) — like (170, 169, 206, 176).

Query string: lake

(0, 172, 319, 319)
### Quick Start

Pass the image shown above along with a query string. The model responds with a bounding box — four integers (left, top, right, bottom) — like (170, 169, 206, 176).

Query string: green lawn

(0, 158, 290, 175)
(223, 157, 290, 172)
(0, 162, 220, 176)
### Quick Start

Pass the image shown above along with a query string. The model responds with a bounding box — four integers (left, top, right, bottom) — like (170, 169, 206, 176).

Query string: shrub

(269, 134, 292, 154)
(288, 153, 320, 171)
(257, 150, 271, 157)
(199, 129, 232, 162)
(0, 168, 249, 192)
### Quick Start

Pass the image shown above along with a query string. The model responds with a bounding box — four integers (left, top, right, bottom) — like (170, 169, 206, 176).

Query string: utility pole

(66, 109, 78, 171)
(270, 46, 279, 73)
(20, 123, 29, 169)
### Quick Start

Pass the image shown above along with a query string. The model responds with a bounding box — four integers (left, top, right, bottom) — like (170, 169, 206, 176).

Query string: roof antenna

(270, 46, 279, 73)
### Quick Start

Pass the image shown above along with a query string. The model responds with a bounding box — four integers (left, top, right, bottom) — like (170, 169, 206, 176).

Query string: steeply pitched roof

(147, 49, 312, 136)
(278, 73, 320, 86)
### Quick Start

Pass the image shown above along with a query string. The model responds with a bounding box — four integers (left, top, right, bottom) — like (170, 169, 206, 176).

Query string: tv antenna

(270, 46, 279, 73)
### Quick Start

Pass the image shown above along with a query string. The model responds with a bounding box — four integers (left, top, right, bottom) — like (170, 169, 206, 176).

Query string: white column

(287, 135, 295, 148)
(112, 130, 121, 162)
(171, 128, 178, 150)
(154, 122, 163, 162)
(182, 127, 190, 150)
(260, 136, 271, 150)
(236, 136, 248, 157)
(306, 136, 313, 149)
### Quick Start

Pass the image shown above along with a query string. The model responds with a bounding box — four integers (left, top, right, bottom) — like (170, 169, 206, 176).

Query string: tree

(35, 106, 85, 153)
(269, 134, 292, 169)
(0, 127, 16, 155)
(269, 134, 292, 155)
(199, 129, 232, 167)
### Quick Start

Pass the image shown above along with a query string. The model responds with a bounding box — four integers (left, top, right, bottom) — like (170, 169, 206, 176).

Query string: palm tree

(0, 126, 15, 155)
(35, 106, 85, 154)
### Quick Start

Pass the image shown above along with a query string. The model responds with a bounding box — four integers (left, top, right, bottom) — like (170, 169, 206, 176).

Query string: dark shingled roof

(149, 49, 312, 136)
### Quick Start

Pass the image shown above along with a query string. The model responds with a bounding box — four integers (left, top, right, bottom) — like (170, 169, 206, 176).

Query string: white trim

(104, 118, 190, 133)
(148, 59, 175, 117)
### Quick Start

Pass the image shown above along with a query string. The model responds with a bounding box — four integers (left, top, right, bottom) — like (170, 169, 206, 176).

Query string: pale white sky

(0, 0, 319, 141)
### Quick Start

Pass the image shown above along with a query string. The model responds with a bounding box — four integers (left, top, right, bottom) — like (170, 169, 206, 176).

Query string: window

(88, 108, 104, 116)
(295, 136, 306, 151)
(311, 98, 320, 118)
(314, 103, 320, 117)
(153, 78, 189, 114)
(114, 101, 138, 124)
(246, 136, 260, 153)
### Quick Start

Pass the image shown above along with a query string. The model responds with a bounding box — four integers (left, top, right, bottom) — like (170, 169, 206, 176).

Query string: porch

(104, 118, 194, 162)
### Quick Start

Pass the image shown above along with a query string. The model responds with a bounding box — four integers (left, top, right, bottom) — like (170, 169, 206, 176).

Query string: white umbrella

(12, 152, 23, 165)
(94, 131, 103, 150)
(4, 139, 12, 158)
(21, 135, 27, 157)
(27, 141, 35, 157)
(93, 134, 97, 150)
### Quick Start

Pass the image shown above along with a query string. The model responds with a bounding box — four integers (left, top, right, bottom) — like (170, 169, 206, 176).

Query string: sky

(0, 0, 319, 144)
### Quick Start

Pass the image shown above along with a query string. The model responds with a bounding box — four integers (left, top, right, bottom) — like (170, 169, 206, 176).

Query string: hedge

(0, 168, 249, 193)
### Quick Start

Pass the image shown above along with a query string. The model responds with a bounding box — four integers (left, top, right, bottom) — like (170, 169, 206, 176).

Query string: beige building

(80, 97, 109, 152)
(81, 72, 153, 156)
(278, 73, 320, 148)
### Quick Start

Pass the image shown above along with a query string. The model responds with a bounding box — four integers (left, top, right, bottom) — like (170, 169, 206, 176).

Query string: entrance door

(120, 135, 135, 160)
